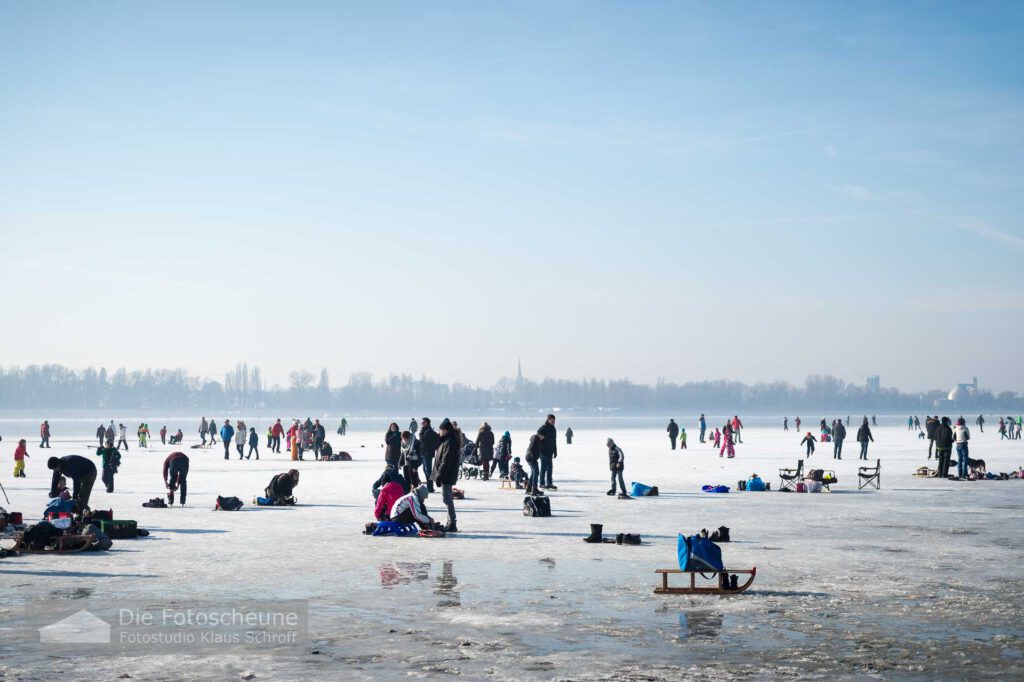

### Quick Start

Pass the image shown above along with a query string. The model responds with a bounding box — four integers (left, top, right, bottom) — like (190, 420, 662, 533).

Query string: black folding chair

(779, 459, 803, 491)
(858, 459, 881, 490)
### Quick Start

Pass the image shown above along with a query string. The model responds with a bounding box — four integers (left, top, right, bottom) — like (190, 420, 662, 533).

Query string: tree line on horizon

(0, 363, 1019, 413)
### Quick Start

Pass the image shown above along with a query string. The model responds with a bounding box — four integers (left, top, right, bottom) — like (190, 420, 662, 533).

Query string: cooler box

(99, 519, 138, 539)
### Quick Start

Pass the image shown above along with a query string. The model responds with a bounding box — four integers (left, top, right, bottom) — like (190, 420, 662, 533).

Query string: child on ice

(13, 438, 29, 478)
(509, 456, 528, 488)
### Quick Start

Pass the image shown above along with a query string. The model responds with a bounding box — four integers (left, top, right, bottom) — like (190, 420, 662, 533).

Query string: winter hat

(439, 418, 453, 432)
(415, 484, 429, 501)
(503, 431, 510, 439)
(606, 438, 615, 446)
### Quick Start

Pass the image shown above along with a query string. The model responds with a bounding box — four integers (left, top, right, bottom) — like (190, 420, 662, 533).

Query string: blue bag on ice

(630, 482, 653, 497)
(678, 534, 724, 572)
(746, 476, 766, 492)
(372, 521, 419, 537)
(701, 485, 730, 494)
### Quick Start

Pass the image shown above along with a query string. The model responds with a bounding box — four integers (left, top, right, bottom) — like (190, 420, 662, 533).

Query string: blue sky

(1, 1, 1022, 392)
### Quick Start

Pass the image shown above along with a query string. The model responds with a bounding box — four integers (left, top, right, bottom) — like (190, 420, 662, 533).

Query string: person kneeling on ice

(372, 464, 409, 499)
(374, 479, 406, 522)
(264, 469, 300, 505)
(164, 451, 190, 505)
(390, 484, 436, 530)
(746, 473, 766, 491)
(607, 438, 630, 498)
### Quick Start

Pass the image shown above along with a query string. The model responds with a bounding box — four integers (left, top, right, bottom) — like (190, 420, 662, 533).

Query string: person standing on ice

(801, 431, 817, 457)
(219, 419, 234, 460)
(95, 424, 106, 447)
(934, 417, 954, 478)
(494, 430, 512, 478)
(13, 439, 29, 478)
(975, 415, 984, 433)
(832, 419, 847, 459)
(271, 419, 284, 453)
(953, 418, 971, 479)
(538, 414, 558, 490)
(795, 416, 801, 431)
(247, 427, 259, 459)
(164, 451, 189, 505)
(925, 416, 938, 458)
(160, 425, 167, 445)
(314, 419, 326, 459)
(732, 416, 744, 443)
(116, 423, 129, 451)
(95, 439, 120, 493)
(720, 422, 735, 458)
(666, 419, 679, 450)
(475, 423, 494, 481)
(418, 418, 439, 492)
(235, 421, 247, 459)
(525, 432, 543, 496)
(199, 417, 208, 445)
(872, 415, 877, 427)
(784, 417, 788, 431)
(39, 420, 51, 448)
(339, 417, 348, 435)
(698, 414, 707, 443)
(712, 427, 721, 450)
(606, 438, 629, 498)
(679, 428, 687, 449)
(384, 422, 402, 467)
(565, 427, 574, 445)
(432, 418, 460, 533)
(856, 417, 874, 460)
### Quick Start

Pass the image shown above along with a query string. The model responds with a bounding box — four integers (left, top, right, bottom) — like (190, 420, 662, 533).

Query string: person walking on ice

(856, 417, 874, 460)
(801, 431, 816, 457)
(606, 438, 629, 498)
(220, 420, 234, 460)
(13, 439, 29, 478)
(247, 427, 259, 459)
(116, 423, 129, 451)
(666, 419, 679, 450)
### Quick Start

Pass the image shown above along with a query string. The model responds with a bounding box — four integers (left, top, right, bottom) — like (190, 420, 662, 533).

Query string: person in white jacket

(953, 418, 971, 479)
(390, 484, 435, 529)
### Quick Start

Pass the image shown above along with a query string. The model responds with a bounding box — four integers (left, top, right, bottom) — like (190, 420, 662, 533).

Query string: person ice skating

(418, 418, 438, 491)
(606, 438, 628, 498)
(833, 419, 847, 459)
(384, 422, 401, 467)
(795, 416, 801, 431)
(39, 420, 51, 448)
(998, 418, 1007, 440)
(400, 430, 421, 487)
(159, 425, 167, 445)
(164, 451, 190, 505)
(13, 438, 29, 478)
(856, 418, 874, 460)
(699, 414, 707, 443)
(95, 439, 121, 493)
(784, 417, 789, 431)
(48, 454, 98, 510)
(720, 422, 735, 458)
(538, 414, 558, 490)
(116, 423, 129, 451)
(248, 427, 259, 459)
(975, 415, 984, 433)
(199, 417, 208, 445)
(390, 484, 436, 530)
(525, 432, 543, 496)
(265, 469, 300, 504)
(801, 432, 817, 456)
(732, 416, 744, 443)
(667, 419, 679, 450)
(679, 428, 687, 449)
(272, 419, 284, 453)
(220, 419, 234, 460)
(374, 478, 407, 521)
(934, 417, 954, 478)
(494, 430, 512, 478)
(432, 418, 460, 533)
(565, 427, 574, 445)
(475, 423, 494, 481)
(96, 424, 106, 447)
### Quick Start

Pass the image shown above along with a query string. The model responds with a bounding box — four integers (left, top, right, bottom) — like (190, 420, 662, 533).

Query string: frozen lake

(1, 420, 1021, 680)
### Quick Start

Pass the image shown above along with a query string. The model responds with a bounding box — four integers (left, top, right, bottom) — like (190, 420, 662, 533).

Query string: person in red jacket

(40, 420, 51, 448)
(271, 419, 285, 453)
(731, 416, 744, 444)
(374, 480, 405, 521)
(13, 438, 29, 477)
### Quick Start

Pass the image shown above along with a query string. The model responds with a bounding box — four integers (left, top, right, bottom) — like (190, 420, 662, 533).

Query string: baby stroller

(459, 442, 481, 480)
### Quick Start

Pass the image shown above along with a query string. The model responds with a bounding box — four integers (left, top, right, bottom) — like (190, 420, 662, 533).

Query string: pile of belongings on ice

(629, 482, 659, 497)
(582, 523, 641, 544)
(701, 484, 730, 494)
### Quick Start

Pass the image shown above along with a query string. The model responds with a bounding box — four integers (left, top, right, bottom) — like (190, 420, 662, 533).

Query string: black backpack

(216, 496, 244, 511)
(523, 495, 551, 517)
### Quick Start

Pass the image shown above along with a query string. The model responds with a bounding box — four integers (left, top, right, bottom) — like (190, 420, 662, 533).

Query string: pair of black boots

(142, 497, 168, 508)
(699, 526, 731, 542)
(583, 524, 640, 545)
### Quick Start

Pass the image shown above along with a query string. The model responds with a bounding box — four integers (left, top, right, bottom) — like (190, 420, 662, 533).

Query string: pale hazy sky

(1, 1, 1022, 393)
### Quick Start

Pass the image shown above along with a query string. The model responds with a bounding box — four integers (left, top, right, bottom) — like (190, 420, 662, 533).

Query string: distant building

(936, 377, 979, 408)
(866, 375, 880, 393)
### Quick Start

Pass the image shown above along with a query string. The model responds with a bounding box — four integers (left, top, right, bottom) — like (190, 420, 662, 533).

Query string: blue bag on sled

(630, 482, 653, 497)
(677, 533, 724, 572)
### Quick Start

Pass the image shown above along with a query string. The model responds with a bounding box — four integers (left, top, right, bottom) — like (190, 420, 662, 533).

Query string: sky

(1, 1, 1022, 393)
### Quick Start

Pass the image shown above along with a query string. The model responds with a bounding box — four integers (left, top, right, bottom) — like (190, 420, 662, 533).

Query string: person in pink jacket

(374, 481, 406, 521)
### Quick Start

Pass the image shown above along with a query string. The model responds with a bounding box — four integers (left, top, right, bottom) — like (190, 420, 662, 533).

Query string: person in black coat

(372, 464, 409, 499)
(667, 419, 679, 450)
(475, 423, 495, 481)
(934, 417, 954, 478)
(537, 414, 558, 490)
(266, 469, 300, 502)
(925, 416, 939, 458)
(856, 418, 874, 460)
(384, 423, 402, 467)
(432, 418, 461, 532)
(565, 427, 574, 445)
(418, 418, 439, 491)
(832, 420, 847, 459)
(48, 455, 97, 510)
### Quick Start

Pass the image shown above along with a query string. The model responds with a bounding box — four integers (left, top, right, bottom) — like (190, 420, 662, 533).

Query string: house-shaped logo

(39, 609, 111, 644)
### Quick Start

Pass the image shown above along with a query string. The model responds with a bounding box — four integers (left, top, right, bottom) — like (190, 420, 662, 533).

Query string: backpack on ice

(215, 495, 244, 511)
(523, 495, 551, 517)
(676, 533, 724, 572)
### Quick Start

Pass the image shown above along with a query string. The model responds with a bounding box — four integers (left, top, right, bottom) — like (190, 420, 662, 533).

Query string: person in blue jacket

(220, 420, 235, 460)
(746, 473, 766, 491)
(698, 414, 707, 443)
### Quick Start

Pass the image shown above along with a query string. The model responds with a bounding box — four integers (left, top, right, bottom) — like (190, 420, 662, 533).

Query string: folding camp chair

(858, 459, 881, 490)
(779, 459, 803, 491)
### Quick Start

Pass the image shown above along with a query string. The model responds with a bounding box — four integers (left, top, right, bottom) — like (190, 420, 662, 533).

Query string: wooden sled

(10, 533, 93, 554)
(654, 567, 756, 595)
(500, 478, 514, 490)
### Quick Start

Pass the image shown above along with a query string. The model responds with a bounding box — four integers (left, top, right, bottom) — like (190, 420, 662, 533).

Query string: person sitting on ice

(508, 456, 527, 488)
(264, 469, 300, 504)
(372, 464, 408, 499)
(169, 428, 184, 444)
(389, 484, 435, 530)
(746, 473, 766, 491)
(374, 479, 406, 521)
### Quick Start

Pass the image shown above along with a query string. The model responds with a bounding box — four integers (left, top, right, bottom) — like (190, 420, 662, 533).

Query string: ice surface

(1, 420, 1022, 680)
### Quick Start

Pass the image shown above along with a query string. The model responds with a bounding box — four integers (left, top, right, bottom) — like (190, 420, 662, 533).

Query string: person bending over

(48, 455, 98, 511)
(265, 469, 300, 504)
(164, 451, 190, 505)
